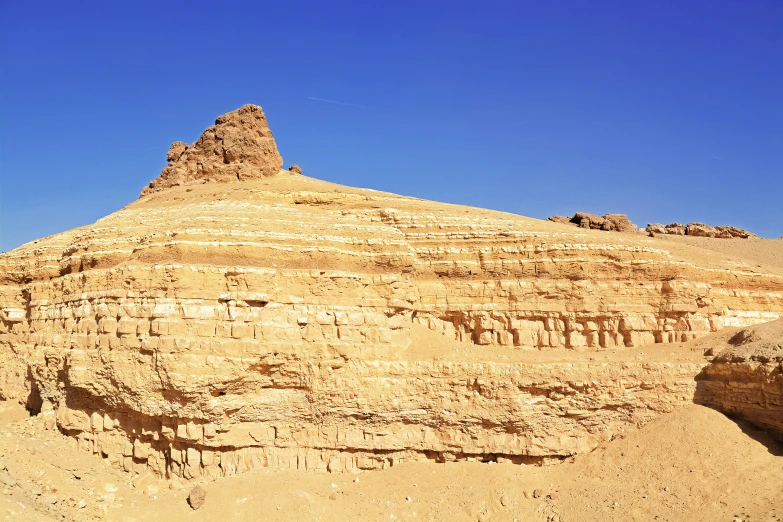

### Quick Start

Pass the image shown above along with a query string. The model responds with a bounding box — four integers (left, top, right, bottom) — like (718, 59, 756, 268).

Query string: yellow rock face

(2, 118, 782, 479)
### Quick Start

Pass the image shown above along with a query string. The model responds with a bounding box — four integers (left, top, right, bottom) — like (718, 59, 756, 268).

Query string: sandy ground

(652, 234, 783, 270)
(2, 368, 781, 522)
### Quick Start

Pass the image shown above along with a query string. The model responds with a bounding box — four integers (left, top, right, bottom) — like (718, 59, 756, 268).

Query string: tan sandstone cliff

(1, 105, 782, 481)
(696, 319, 783, 440)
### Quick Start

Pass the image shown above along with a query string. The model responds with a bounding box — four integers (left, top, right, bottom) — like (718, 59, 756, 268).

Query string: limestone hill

(0, 105, 781, 494)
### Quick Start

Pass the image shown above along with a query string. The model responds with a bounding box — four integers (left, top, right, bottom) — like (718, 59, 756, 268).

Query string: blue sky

(1, 1, 782, 251)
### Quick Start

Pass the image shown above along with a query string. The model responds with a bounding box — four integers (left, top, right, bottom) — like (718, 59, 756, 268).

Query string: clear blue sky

(1, 1, 782, 252)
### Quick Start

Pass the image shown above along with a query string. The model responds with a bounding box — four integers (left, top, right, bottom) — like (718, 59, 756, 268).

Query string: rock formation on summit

(646, 222, 756, 238)
(141, 104, 283, 197)
(548, 212, 638, 232)
(1, 104, 782, 483)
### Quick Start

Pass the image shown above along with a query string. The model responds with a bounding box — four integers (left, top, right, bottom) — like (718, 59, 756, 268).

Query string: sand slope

(1, 400, 780, 521)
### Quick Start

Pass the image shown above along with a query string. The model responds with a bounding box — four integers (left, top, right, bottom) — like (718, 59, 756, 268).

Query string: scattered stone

(329, 492, 338, 500)
(42, 494, 58, 505)
(77, 499, 87, 509)
(187, 485, 206, 510)
(499, 495, 509, 506)
(289, 164, 302, 175)
(532, 489, 543, 498)
(31, 488, 42, 496)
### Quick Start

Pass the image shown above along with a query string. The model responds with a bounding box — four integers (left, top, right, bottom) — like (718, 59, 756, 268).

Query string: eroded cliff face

(696, 320, 783, 440)
(2, 106, 782, 480)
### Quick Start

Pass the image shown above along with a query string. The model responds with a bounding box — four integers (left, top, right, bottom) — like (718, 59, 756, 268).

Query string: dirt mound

(140, 104, 283, 196)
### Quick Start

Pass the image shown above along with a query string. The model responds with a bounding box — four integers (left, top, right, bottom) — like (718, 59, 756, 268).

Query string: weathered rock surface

(141, 104, 283, 197)
(696, 320, 783, 440)
(548, 213, 637, 232)
(647, 222, 756, 239)
(2, 105, 782, 482)
(188, 485, 206, 509)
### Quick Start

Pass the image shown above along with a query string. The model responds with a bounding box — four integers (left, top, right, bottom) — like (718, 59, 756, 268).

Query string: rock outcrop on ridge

(141, 104, 283, 197)
(647, 222, 756, 238)
(548, 212, 638, 232)
(1, 105, 782, 482)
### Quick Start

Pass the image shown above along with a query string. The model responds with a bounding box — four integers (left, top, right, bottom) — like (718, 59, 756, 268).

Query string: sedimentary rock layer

(2, 107, 783, 480)
(696, 320, 783, 440)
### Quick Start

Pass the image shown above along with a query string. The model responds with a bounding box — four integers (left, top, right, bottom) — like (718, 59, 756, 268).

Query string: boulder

(187, 485, 206, 510)
(572, 212, 604, 230)
(646, 223, 666, 235)
(686, 223, 717, 237)
(664, 223, 686, 235)
(547, 213, 637, 232)
(289, 164, 303, 175)
(649, 222, 756, 239)
(715, 226, 756, 239)
(602, 214, 637, 232)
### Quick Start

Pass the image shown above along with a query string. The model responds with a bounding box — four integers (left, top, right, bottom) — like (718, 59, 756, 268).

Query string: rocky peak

(140, 104, 283, 197)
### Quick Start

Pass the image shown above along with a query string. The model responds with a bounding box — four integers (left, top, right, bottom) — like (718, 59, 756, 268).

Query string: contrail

(308, 96, 367, 108)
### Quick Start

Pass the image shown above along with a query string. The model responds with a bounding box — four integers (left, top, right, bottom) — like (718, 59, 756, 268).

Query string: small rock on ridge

(289, 164, 303, 175)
